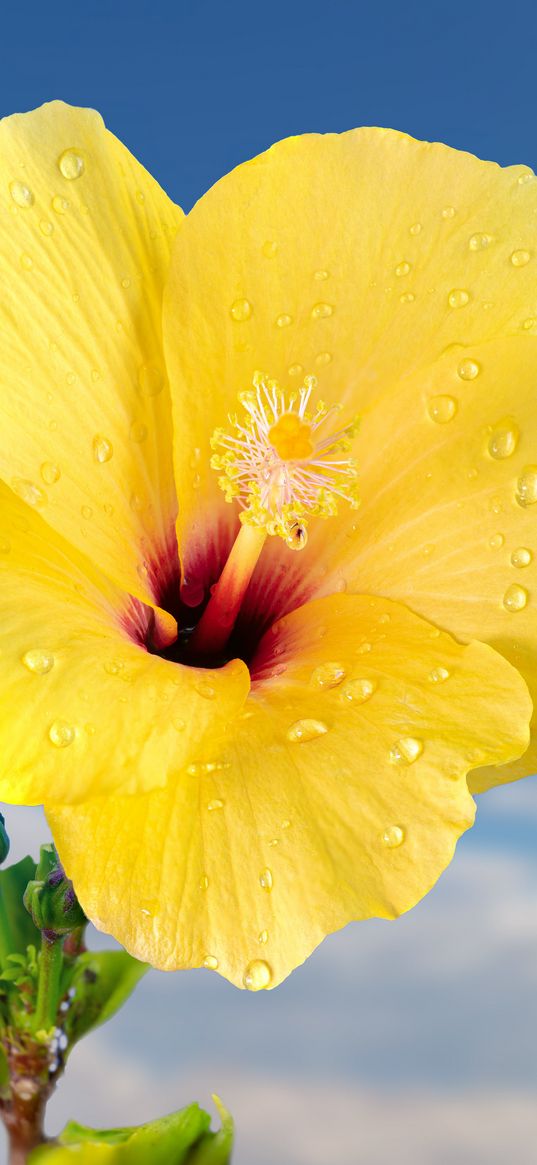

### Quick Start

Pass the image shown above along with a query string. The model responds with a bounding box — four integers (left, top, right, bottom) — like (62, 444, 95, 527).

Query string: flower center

(210, 372, 359, 549)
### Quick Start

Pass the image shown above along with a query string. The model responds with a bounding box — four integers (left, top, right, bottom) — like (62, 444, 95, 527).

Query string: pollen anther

(210, 373, 360, 548)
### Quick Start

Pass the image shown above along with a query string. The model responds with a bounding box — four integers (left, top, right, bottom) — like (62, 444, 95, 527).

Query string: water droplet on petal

(511, 249, 531, 267)
(52, 195, 69, 214)
(341, 678, 375, 703)
(48, 719, 76, 748)
(502, 583, 528, 612)
(311, 662, 346, 689)
(138, 363, 164, 396)
(262, 240, 278, 258)
(515, 466, 537, 507)
(409, 222, 422, 235)
(457, 359, 481, 380)
(207, 798, 224, 811)
(195, 679, 216, 700)
(381, 825, 405, 848)
(0, 538, 11, 554)
(468, 233, 491, 251)
(511, 547, 532, 568)
(427, 395, 457, 423)
(92, 434, 113, 463)
(230, 298, 252, 321)
(311, 302, 334, 319)
(389, 737, 423, 765)
(487, 420, 519, 460)
(489, 533, 504, 549)
(288, 363, 304, 377)
(130, 420, 148, 443)
(286, 718, 329, 743)
(259, 868, 273, 892)
(441, 206, 456, 219)
(448, 288, 470, 308)
(58, 150, 85, 180)
(203, 955, 219, 970)
(199, 874, 209, 891)
(243, 959, 272, 990)
(9, 181, 34, 208)
(40, 462, 60, 485)
(428, 666, 450, 683)
(20, 253, 33, 271)
(395, 261, 411, 276)
(399, 292, 415, 304)
(22, 650, 55, 675)
(258, 929, 269, 945)
(275, 313, 292, 328)
(11, 478, 47, 507)
(315, 351, 332, 367)
(81, 504, 93, 519)
(314, 269, 329, 281)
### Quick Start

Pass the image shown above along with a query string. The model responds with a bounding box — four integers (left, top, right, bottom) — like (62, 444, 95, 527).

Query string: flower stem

(189, 524, 267, 657)
(33, 934, 64, 1034)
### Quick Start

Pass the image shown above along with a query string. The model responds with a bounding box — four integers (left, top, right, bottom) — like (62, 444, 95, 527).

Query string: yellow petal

(0, 483, 249, 805)
(49, 594, 530, 989)
(311, 336, 537, 792)
(163, 128, 537, 585)
(0, 101, 183, 604)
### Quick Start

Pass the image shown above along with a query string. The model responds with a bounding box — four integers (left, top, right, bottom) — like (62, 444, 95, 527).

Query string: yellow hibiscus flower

(0, 101, 535, 991)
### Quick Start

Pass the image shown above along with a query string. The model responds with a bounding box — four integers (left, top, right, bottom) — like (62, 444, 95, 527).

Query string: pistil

(188, 524, 267, 657)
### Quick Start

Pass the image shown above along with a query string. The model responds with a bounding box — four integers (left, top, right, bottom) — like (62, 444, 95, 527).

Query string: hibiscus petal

(163, 128, 537, 586)
(0, 101, 182, 604)
(49, 594, 531, 989)
(308, 335, 537, 792)
(0, 484, 249, 804)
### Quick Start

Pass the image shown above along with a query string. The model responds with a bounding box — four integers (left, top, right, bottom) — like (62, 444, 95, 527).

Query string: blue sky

(1, 1, 537, 1162)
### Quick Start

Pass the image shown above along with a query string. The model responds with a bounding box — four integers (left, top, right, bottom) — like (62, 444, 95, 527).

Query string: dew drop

(428, 666, 450, 683)
(441, 206, 456, 219)
(275, 313, 292, 328)
(52, 195, 69, 214)
(448, 288, 470, 309)
(135, 190, 145, 205)
(207, 798, 224, 812)
(203, 955, 219, 970)
(243, 959, 272, 991)
(48, 719, 75, 748)
(389, 737, 423, 765)
(199, 874, 209, 891)
(81, 504, 93, 519)
(510, 249, 531, 267)
(511, 547, 532, 568)
(58, 150, 85, 180)
(11, 478, 47, 507)
(281, 819, 291, 830)
(20, 253, 33, 271)
(489, 533, 504, 549)
(311, 302, 334, 319)
(515, 466, 537, 507)
(457, 359, 481, 381)
(262, 240, 278, 258)
(341, 677, 375, 703)
(427, 395, 457, 423)
(502, 583, 528, 612)
(314, 269, 329, 281)
(92, 434, 113, 463)
(40, 219, 54, 236)
(399, 292, 415, 303)
(22, 650, 54, 675)
(487, 419, 519, 460)
(468, 233, 492, 251)
(258, 930, 269, 945)
(195, 679, 216, 700)
(230, 298, 252, 321)
(259, 868, 273, 892)
(138, 363, 164, 396)
(381, 825, 405, 848)
(172, 717, 185, 732)
(288, 363, 304, 377)
(311, 662, 346, 690)
(9, 181, 34, 208)
(395, 261, 411, 276)
(409, 222, 422, 235)
(40, 462, 60, 485)
(0, 538, 11, 554)
(315, 351, 332, 367)
(286, 718, 329, 743)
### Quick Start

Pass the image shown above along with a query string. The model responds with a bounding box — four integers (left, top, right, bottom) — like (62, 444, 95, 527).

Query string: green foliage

(0, 856, 41, 963)
(28, 1102, 233, 1163)
(61, 951, 148, 1051)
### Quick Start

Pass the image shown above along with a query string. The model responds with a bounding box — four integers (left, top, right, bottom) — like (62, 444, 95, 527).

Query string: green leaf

(62, 951, 148, 1050)
(28, 1102, 231, 1163)
(0, 856, 40, 962)
(0, 1042, 8, 1087)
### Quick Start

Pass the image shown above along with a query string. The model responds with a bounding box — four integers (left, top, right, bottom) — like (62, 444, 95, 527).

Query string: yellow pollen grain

(269, 412, 314, 460)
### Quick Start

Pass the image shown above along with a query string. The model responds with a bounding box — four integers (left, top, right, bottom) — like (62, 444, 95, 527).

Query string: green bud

(23, 845, 86, 938)
(0, 813, 10, 864)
